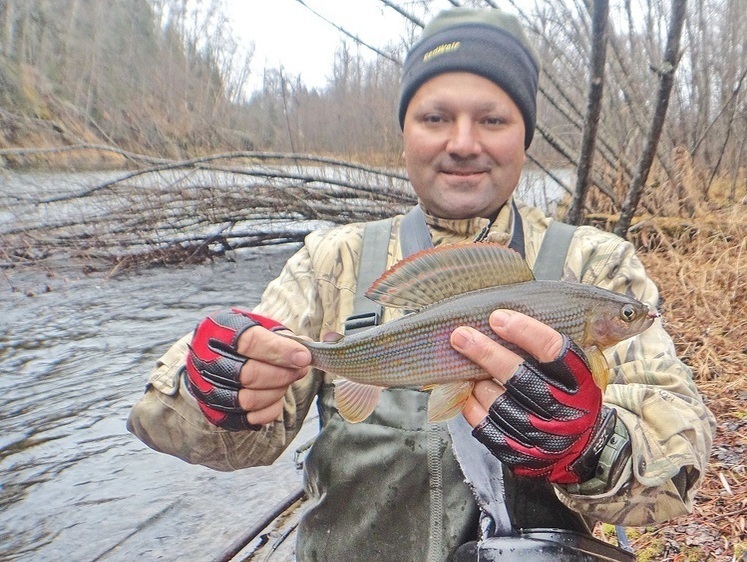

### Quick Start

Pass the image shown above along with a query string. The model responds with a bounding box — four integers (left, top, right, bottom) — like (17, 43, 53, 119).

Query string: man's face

(402, 72, 527, 220)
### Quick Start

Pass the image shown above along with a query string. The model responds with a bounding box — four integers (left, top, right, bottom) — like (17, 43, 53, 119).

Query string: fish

(285, 243, 658, 424)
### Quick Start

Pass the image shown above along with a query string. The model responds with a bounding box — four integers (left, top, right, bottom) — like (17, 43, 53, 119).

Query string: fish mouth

(646, 309, 661, 321)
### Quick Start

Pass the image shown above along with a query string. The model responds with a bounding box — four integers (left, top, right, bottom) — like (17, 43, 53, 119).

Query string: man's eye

(423, 114, 445, 123)
(483, 116, 505, 126)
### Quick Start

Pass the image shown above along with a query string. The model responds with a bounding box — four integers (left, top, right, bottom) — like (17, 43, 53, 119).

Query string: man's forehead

(407, 73, 519, 110)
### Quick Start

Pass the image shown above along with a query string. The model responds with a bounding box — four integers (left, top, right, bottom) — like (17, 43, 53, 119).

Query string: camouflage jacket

(128, 199, 715, 527)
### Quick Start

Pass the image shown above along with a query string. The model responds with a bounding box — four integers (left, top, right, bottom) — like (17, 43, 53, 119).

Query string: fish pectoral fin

(333, 379, 384, 423)
(583, 345, 610, 392)
(425, 381, 475, 423)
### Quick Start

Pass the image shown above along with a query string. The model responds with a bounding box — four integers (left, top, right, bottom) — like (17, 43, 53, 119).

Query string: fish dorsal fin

(365, 243, 534, 310)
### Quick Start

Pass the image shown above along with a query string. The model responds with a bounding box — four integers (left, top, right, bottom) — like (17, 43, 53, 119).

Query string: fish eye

(620, 304, 636, 322)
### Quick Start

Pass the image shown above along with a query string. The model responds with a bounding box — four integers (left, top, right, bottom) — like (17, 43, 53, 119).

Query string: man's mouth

(440, 169, 488, 178)
(440, 167, 488, 175)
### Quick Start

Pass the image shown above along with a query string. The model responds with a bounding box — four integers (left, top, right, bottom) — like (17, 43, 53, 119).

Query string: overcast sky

(225, 0, 443, 92)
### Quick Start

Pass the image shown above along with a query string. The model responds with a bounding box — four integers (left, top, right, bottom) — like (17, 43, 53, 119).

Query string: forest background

(2, 0, 746, 192)
(1, 0, 746, 560)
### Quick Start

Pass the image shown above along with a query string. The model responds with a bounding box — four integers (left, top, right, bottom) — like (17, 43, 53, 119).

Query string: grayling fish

(286, 243, 657, 423)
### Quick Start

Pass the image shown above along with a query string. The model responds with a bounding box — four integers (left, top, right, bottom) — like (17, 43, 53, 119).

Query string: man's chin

(424, 201, 497, 220)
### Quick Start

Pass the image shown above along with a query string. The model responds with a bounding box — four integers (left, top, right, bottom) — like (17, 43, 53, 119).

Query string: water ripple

(0, 246, 316, 561)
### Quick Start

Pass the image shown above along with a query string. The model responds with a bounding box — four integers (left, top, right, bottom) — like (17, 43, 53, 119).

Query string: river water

(0, 167, 568, 561)
(0, 245, 316, 561)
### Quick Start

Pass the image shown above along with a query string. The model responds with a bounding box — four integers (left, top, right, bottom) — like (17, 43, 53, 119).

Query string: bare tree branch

(690, 65, 747, 158)
(294, 0, 402, 64)
(378, 0, 424, 28)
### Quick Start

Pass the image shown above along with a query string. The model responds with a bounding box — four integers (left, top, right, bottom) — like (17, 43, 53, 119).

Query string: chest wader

(297, 206, 479, 562)
(298, 205, 635, 562)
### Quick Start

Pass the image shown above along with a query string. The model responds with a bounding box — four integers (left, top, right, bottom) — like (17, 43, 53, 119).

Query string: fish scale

(301, 280, 639, 387)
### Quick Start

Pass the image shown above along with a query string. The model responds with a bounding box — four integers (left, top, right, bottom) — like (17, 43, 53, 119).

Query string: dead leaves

(632, 212, 747, 561)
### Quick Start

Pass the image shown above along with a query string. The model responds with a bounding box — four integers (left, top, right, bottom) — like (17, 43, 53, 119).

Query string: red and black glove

(472, 336, 616, 485)
(185, 308, 285, 431)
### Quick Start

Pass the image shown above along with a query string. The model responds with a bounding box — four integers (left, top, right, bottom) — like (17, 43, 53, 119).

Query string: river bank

(627, 211, 746, 561)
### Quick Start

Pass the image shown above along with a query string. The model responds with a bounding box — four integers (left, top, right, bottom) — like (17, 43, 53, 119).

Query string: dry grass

(573, 153, 747, 559)
(597, 208, 747, 560)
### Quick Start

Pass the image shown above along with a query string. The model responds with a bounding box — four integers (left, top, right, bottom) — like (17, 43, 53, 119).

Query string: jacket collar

(418, 198, 525, 256)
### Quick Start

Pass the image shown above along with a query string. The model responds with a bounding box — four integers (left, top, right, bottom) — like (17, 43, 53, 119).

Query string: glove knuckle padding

(185, 309, 270, 431)
(213, 310, 263, 344)
(473, 335, 605, 483)
(472, 419, 550, 470)
(503, 362, 586, 424)
(188, 347, 243, 390)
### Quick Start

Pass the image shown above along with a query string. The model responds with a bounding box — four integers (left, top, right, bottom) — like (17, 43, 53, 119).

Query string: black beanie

(398, 9, 541, 148)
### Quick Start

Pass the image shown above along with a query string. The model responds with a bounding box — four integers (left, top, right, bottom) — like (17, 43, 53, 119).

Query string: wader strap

(508, 199, 526, 258)
(532, 220, 576, 281)
(400, 205, 435, 256)
(344, 218, 393, 335)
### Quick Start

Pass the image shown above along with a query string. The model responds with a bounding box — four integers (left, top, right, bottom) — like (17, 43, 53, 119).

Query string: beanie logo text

(422, 41, 461, 62)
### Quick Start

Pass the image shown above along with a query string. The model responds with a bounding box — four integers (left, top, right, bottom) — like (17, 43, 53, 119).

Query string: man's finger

(488, 310, 564, 363)
(462, 382, 504, 426)
(245, 398, 284, 426)
(238, 386, 289, 411)
(235, 327, 311, 369)
(451, 325, 523, 384)
(239, 359, 308, 389)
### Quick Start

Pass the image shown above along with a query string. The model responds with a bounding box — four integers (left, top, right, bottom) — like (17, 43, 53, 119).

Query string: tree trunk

(567, 0, 609, 224)
(614, 0, 687, 238)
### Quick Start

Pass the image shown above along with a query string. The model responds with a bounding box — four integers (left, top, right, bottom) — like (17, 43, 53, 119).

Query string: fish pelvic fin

(333, 379, 384, 423)
(424, 380, 475, 422)
(584, 345, 610, 392)
(365, 243, 534, 310)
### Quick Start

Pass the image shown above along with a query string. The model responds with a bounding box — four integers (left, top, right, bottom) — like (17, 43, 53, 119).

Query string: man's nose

(446, 118, 481, 157)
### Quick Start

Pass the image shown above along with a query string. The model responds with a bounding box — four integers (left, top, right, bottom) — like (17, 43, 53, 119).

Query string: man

(128, 8, 714, 561)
